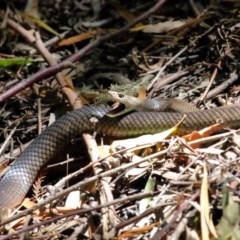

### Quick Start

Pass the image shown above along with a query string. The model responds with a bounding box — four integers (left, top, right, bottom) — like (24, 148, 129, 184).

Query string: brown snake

(0, 103, 240, 218)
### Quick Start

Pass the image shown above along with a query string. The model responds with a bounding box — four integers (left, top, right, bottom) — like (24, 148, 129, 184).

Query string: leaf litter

(0, 0, 239, 239)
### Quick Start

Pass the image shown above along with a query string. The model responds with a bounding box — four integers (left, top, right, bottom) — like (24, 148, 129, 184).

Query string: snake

(107, 91, 198, 116)
(0, 96, 240, 219)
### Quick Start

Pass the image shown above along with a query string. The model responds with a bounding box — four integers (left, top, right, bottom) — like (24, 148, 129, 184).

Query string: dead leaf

(24, 0, 39, 18)
(200, 162, 218, 240)
(183, 123, 221, 148)
(65, 191, 81, 208)
(111, 125, 177, 153)
(143, 20, 185, 33)
(58, 30, 100, 47)
(117, 222, 159, 239)
(23, 14, 60, 36)
(125, 167, 148, 178)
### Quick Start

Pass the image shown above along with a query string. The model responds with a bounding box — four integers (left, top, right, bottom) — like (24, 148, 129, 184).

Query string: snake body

(1, 104, 240, 216)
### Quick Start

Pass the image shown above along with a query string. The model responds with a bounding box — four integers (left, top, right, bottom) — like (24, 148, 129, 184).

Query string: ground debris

(0, 0, 240, 239)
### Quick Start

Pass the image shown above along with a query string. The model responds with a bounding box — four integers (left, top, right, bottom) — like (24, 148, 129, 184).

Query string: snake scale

(1, 103, 240, 217)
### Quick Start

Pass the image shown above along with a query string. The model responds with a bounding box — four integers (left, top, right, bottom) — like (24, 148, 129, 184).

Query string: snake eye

(118, 94, 124, 98)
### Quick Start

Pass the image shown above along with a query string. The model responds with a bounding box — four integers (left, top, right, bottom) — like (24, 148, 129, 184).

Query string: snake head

(107, 91, 142, 117)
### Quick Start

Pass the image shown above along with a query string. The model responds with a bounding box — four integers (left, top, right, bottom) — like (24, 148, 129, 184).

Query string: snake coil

(0, 104, 240, 218)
